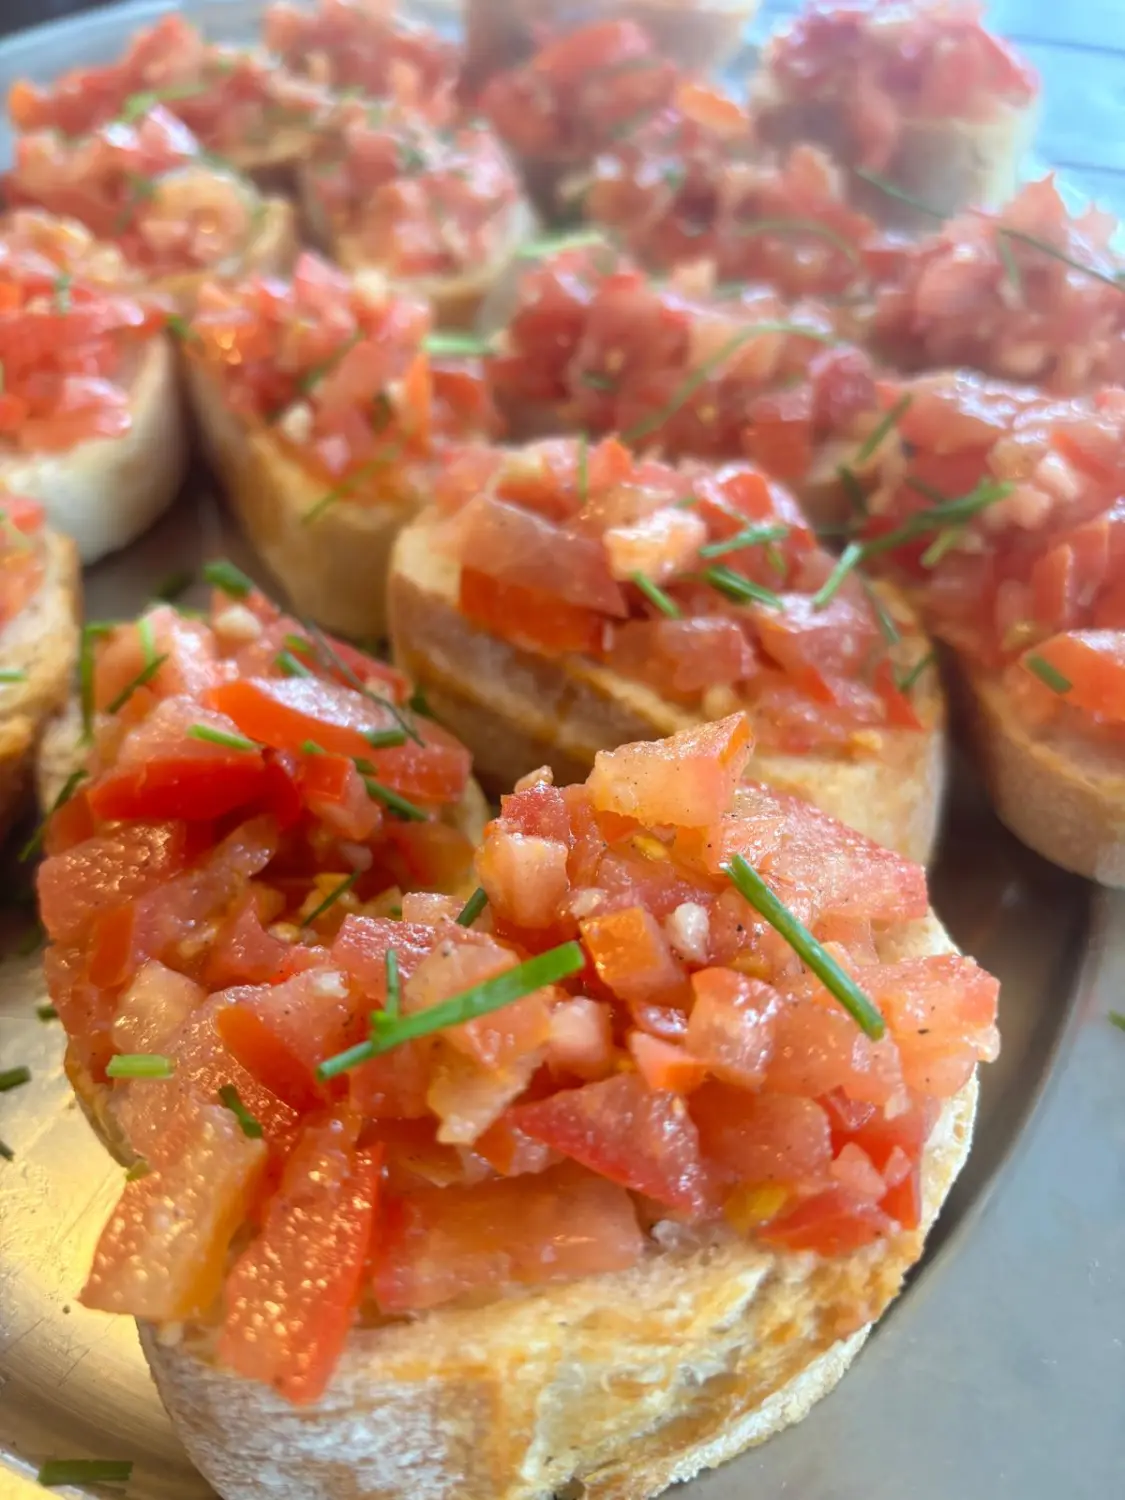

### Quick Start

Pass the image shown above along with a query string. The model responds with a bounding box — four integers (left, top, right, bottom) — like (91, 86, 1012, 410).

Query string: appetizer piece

(265, 0, 459, 109)
(871, 177, 1125, 393)
(850, 373, 1125, 883)
(184, 252, 498, 640)
(489, 243, 877, 490)
(585, 125, 881, 302)
(479, 18, 681, 219)
(299, 98, 534, 328)
(0, 497, 79, 838)
(463, 0, 759, 95)
(0, 210, 186, 563)
(389, 437, 944, 861)
(7, 14, 333, 181)
(750, 0, 1039, 229)
(51, 717, 999, 1498)
(5, 105, 297, 305)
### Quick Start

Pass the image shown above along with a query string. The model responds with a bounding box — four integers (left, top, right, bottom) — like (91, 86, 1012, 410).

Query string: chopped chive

(580, 370, 617, 393)
(154, 569, 193, 601)
(165, 312, 198, 342)
(838, 464, 867, 514)
(517, 228, 611, 260)
(424, 331, 493, 357)
(703, 564, 783, 609)
(384, 948, 401, 1020)
(853, 168, 946, 221)
(811, 541, 864, 610)
(362, 777, 427, 822)
(919, 525, 965, 569)
(736, 216, 860, 264)
(1109, 1010, 1125, 1031)
(317, 940, 585, 1076)
(203, 558, 254, 598)
(106, 650, 169, 714)
(79, 621, 117, 742)
(631, 572, 682, 619)
(37, 1004, 58, 1021)
(20, 769, 89, 863)
(298, 331, 361, 394)
(0, 1066, 31, 1092)
(895, 650, 935, 694)
(218, 1084, 264, 1139)
(0, 1140, 13, 1161)
(301, 739, 325, 755)
(53, 271, 72, 313)
(723, 855, 885, 1039)
(862, 580, 901, 648)
(861, 479, 1014, 560)
(408, 687, 431, 717)
(364, 726, 407, 749)
(698, 523, 789, 560)
(455, 887, 489, 927)
(120, 81, 206, 121)
(853, 394, 912, 466)
(275, 648, 314, 678)
(996, 233, 1024, 299)
(125, 1159, 150, 1181)
(302, 445, 404, 526)
(302, 871, 361, 927)
(0, 668, 27, 682)
(999, 227, 1124, 294)
(306, 621, 423, 745)
(37, 1460, 134, 1488)
(1025, 654, 1072, 693)
(187, 725, 260, 753)
(105, 1054, 174, 1080)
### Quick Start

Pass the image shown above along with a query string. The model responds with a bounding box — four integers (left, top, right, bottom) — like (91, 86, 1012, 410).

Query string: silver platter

(0, 4, 1123, 1496)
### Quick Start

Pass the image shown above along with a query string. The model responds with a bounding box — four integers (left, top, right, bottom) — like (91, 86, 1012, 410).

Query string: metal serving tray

(0, 4, 1123, 1496)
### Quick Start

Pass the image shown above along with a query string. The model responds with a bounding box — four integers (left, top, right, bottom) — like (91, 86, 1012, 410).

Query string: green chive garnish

(1109, 1010, 1125, 1032)
(361, 777, 427, 822)
(120, 81, 206, 121)
(703, 564, 782, 609)
(125, 1159, 150, 1181)
(424, 332, 494, 357)
(302, 871, 361, 927)
(853, 168, 946, 221)
(723, 855, 885, 1039)
(275, 648, 314, 678)
(861, 480, 1014, 561)
(516, 228, 611, 260)
(218, 1085, 264, 1139)
(999, 227, 1124, 294)
(20, 769, 88, 863)
(0, 1066, 31, 1092)
(53, 271, 72, 313)
(187, 725, 260, 752)
(698, 523, 789, 560)
(79, 621, 117, 741)
(838, 465, 867, 514)
(384, 948, 401, 1020)
(105, 1054, 174, 1080)
(305, 622, 422, 745)
(811, 541, 864, 610)
(0, 668, 27, 682)
(997, 234, 1024, 299)
(37, 1460, 134, 1488)
(862, 580, 900, 647)
(631, 572, 681, 619)
(106, 649, 169, 714)
(154, 569, 193, 602)
(895, 650, 935, 694)
(317, 940, 585, 1077)
(165, 313, 198, 342)
(1025, 654, 1072, 693)
(580, 370, 617, 393)
(302, 445, 404, 526)
(298, 332, 362, 394)
(364, 726, 408, 749)
(854, 394, 912, 466)
(736, 216, 860, 264)
(203, 558, 254, 598)
(455, 887, 488, 927)
(37, 1004, 58, 1021)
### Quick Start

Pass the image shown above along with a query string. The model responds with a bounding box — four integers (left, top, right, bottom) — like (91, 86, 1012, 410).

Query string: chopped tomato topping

(264, 0, 459, 102)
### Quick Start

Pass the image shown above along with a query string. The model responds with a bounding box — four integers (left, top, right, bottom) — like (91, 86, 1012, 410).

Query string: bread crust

(138, 908, 975, 1500)
(0, 530, 80, 839)
(959, 665, 1125, 886)
(0, 335, 186, 565)
(184, 356, 424, 641)
(387, 521, 947, 862)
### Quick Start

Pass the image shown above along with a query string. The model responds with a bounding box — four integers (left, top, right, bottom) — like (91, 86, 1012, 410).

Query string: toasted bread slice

(0, 335, 186, 565)
(154, 197, 298, 309)
(959, 665, 1125, 886)
(388, 521, 946, 862)
(184, 356, 423, 641)
(137, 904, 975, 1500)
(0, 530, 80, 839)
(300, 181, 537, 330)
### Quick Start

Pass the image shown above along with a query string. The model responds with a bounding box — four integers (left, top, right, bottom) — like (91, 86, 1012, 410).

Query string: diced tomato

(626, 1032, 706, 1094)
(218, 1111, 382, 1404)
(692, 1083, 832, 1188)
(477, 828, 570, 929)
(203, 895, 289, 989)
(757, 1187, 894, 1257)
(580, 906, 685, 1005)
(514, 1072, 713, 1215)
(1025, 630, 1125, 723)
(300, 751, 382, 842)
(544, 996, 617, 1080)
(608, 617, 756, 698)
(460, 566, 608, 658)
(587, 714, 753, 828)
(766, 992, 904, 1108)
(38, 822, 193, 943)
(372, 1165, 643, 1313)
(685, 969, 780, 1089)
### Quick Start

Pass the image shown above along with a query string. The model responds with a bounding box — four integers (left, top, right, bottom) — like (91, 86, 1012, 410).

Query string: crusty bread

(388, 520, 947, 862)
(0, 335, 186, 565)
(299, 180, 538, 330)
(137, 905, 975, 1500)
(0, 530, 80, 840)
(184, 356, 424, 641)
(959, 665, 1125, 886)
(154, 198, 299, 310)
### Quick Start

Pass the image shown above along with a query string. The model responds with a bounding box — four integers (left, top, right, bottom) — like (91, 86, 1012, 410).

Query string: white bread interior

(388, 518, 947, 863)
(0, 335, 186, 565)
(139, 905, 976, 1500)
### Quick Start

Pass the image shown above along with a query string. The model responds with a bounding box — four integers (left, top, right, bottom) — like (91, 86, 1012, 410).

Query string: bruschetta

(749, 0, 1039, 230)
(389, 436, 945, 862)
(0, 209, 187, 563)
(871, 176, 1125, 392)
(183, 252, 497, 641)
(298, 97, 535, 328)
(0, 497, 80, 838)
(843, 372, 1125, 884)
(463, 0, 759, 96)
(5, 105, 297, 306)
(7, 13, 333, 184)
(41, 713, 998, 1499)
(489, 243, 877, 492)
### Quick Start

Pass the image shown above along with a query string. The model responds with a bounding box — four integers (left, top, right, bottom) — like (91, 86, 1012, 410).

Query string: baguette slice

(388, 521, 946, 863)
(0, 334, 186, 565)
(0, 529, 80, 838)
(184, 357, 422, 641)
(153, 197, 298, 309)
(300, 178, 537, 330)
(960, 665, 1125, 886)
(138, 905, 976, 1500)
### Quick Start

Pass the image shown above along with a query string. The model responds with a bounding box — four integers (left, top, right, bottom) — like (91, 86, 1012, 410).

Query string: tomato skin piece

(757, 1186, 894, 1257)
(1025, 630, 1125, 723)
(88, 755, 269, 822)
(218, 1112, 382, 1405)
(460, 566, 608, 658)
(513, 1072, 714, 1216)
